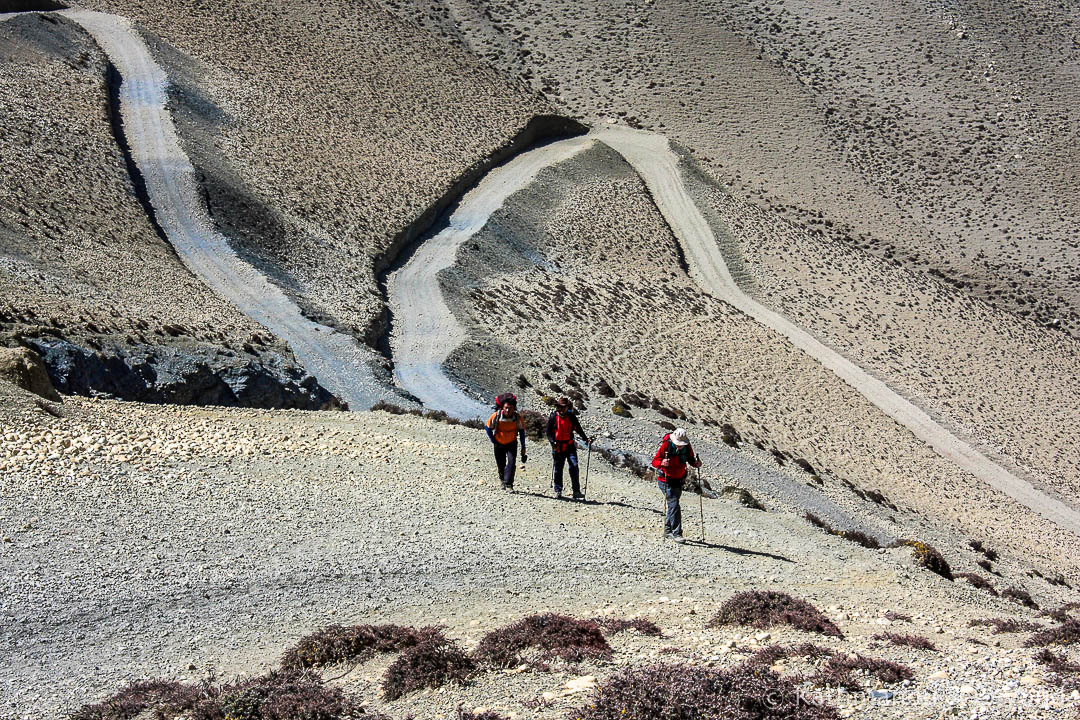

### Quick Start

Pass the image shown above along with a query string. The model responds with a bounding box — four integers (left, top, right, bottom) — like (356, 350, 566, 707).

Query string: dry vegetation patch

(473, 613, 612, 668)
(707, 591, 843, 638)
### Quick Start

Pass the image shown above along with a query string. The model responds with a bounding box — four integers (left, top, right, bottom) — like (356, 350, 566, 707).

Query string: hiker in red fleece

(651, 428, 701, 543)
(546, 396, 592, 499)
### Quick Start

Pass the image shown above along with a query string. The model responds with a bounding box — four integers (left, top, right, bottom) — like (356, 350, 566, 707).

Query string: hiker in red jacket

(546, 397, 592, 499)
(651, 428, 701, 543)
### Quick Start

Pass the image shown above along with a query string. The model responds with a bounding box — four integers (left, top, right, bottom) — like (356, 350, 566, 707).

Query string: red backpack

(494, 392, 517, 409)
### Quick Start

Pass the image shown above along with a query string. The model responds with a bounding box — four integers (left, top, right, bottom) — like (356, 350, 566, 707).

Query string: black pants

(552, 446, 580, 494)
(494, 441, 518, 488)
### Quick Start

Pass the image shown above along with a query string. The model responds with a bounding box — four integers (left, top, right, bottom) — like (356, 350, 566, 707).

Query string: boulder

(0, 346, 61, 401)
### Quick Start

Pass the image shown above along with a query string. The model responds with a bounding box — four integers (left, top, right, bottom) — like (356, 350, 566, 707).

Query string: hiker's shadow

(516, 491, 662, 515)
(682, 539, 793, 563)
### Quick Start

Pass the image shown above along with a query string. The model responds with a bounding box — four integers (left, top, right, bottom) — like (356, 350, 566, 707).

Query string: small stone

(869, 689, 894, 700)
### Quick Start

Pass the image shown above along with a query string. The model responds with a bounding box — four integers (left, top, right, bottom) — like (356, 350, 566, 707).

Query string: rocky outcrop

(25, 338, 337, 410)
(0, 346, 61, 401)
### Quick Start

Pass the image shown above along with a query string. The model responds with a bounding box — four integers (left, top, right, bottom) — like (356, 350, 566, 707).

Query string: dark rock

(26, 338, 336, 410)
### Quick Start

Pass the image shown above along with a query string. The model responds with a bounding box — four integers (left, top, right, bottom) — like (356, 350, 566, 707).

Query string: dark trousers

(494, 441, 518, 488)
(552, 446, 580, 494)
(658, 478, 683, 537)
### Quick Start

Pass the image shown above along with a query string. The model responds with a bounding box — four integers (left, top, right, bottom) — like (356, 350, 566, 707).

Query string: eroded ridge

(59, 9, 388, 410)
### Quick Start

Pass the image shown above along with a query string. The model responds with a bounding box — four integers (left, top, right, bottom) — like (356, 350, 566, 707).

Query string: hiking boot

(572, 493, 586, 501)
(502, 484, 514, 492)
(672, 535, 687, 544)
(554, 489, 563, 499)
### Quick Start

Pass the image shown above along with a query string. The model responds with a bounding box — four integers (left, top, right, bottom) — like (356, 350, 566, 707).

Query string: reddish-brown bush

(898, 540, 953, 580)
(1035, 649, 1080, 689)
(473, 613, 612, 668)
(71, 671, 375, 720)
(872, 632, 937, 651)
(592, 617, 662, 636)
(816, 654, 914, 691)
(383, 637, 475, 700)
(1001, 587, 1039, 610)
(281, 624, 438, 669)
(954, 572, 998, 596)
(708, 591, 843, 638)
(569, 662, 839, 720)
(969, 618, 1041, 634)
(1026, 620, 1080, 648)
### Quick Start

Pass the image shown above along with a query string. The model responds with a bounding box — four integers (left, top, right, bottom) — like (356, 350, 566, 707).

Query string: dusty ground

(2, 380, 1078, 719)
(389, 0, 1080, 337)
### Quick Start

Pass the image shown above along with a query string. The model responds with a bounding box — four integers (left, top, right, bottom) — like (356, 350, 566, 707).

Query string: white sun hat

(670, 428, 689, 446)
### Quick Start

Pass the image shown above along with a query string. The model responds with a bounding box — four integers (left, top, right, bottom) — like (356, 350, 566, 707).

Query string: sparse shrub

(1035, 649, 1080, 689)
(592, 617, 662, 636)
(720, 423, 741, 448)
(817, 654, 914, 690)
(612, 402, 632, 418)
(747, 643, 836, 666)
(899, 540, 953, 580)
(281, 624, 437, 669)
(969, 618, 1041, 634)
(518, 409, 546, 441)
(707, 590, 843, 638)
(1041, 604, 1080, 623)
(569, 662, 839, 720)
(977, 558, 994, 573)
(656, 420, 677, 431)
(71, 671, 370, 720)
(1001, 587, 1039, 610)
(884, 611, 912, 623)
(594, 379, 615, 398)
(70, 680, 204, 720)
(1025, 619, 1080, 647)
(955, 572, 998, 596)
(382, 636, 475, 700)
(804, 513, 880, 549)
(473, 614, 612, 667)
(872, 632, 937, 651)
(794, 458, 815, 474)
(457, 707, 509, 720)
(515, 374, 531, 389)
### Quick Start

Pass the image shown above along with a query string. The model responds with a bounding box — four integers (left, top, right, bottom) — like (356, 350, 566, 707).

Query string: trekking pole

(697, 466, 705, 544)
(583, 441, 592, 500)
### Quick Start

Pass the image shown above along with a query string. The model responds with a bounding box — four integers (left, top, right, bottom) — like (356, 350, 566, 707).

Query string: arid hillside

(390, 0, 1080, 337)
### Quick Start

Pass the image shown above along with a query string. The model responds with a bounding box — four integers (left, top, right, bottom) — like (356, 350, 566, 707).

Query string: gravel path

(386, 135, 593, 419)
(58, 9, 394, 410)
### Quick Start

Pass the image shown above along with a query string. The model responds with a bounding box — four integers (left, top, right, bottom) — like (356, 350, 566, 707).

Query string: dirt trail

(591, 124, 1080, 536)
(57, 9, 393, 410)
(387, 135, 594, 419)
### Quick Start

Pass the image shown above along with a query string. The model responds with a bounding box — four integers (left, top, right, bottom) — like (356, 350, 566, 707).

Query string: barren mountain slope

(0, 13, 266, 355)
(0, 13, 332, 407)
(82, 0, 550, 341)
(686, 167, 1080, 500)
(3, 381, 1078, 718)
(440, 143, 1077, 569)
(389, 0, 1080, 337)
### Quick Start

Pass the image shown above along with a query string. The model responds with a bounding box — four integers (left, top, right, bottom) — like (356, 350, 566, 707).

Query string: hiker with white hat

(650, 428, 702, 543)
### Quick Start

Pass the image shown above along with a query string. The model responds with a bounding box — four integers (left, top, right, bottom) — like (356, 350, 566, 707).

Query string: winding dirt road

(387, 135, 594, 419)
(390, 123, 1080, 536)
(60, 9, 389, 410)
